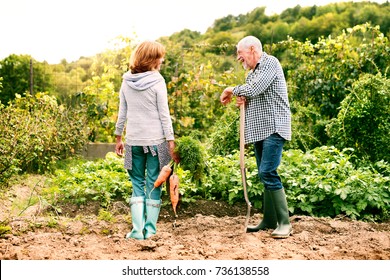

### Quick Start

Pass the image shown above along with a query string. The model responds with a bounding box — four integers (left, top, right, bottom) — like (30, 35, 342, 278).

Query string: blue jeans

(254, 133, 285, 191)
(127, 146, 161, 200)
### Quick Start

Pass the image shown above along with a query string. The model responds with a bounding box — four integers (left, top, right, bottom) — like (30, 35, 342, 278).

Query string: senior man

(220, 36, 292, 238)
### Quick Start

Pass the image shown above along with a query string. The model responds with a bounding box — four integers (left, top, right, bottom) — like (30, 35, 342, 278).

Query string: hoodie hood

(123, 71, 163, 91)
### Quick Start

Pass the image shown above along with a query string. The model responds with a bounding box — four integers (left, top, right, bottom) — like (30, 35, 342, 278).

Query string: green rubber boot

(247, 189, 278, 232)
(144, 199, 161, 239)
(269, 189, 292, 239)
(126, 196, 145, 240)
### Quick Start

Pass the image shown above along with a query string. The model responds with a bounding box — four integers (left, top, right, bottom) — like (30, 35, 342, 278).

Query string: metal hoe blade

(239, 103, 252, 233)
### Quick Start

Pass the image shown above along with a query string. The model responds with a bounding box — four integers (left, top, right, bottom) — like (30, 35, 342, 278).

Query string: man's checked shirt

(233, 52, 291, 144)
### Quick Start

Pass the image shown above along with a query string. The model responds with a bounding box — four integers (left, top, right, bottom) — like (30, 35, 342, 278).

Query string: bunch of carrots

(152, 137, 204, 217)
(153, 161, 179, 217)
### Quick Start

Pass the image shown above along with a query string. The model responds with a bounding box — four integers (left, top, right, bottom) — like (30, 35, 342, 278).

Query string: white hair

(237, 36, 262, 53)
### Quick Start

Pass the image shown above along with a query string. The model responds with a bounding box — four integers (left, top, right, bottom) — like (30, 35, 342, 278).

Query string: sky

(0, 0, 386, 63)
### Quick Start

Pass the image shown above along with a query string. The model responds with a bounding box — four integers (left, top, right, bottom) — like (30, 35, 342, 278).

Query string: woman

(115, 41, 179, 240)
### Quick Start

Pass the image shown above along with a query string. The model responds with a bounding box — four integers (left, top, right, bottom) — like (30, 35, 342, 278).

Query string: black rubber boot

(247, 189, 278, 232)
(269, 188, 292, 238)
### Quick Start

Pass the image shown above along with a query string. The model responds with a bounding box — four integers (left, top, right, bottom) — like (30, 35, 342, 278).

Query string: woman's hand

(115, 135, 124, 157)
(168, 140, 180, 163)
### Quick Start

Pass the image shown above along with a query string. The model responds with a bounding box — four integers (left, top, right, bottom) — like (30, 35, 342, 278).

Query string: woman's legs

(144, 146, 162, 238)
(126, 146, 162, 239)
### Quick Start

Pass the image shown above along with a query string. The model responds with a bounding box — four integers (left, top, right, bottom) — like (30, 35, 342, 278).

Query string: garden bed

(0, 177, 389, 260)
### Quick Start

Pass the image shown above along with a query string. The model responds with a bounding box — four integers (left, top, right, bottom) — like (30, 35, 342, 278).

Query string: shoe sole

(271, 229, 293, 239)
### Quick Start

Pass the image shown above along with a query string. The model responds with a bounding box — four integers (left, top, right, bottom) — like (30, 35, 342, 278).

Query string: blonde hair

(129, 41, 166, 74)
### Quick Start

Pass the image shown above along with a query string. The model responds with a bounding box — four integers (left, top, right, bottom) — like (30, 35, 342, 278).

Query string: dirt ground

(1, 178, 390, 260)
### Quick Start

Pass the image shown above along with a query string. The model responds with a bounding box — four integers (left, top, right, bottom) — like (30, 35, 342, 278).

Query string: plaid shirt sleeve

(232, 52, 291, 143)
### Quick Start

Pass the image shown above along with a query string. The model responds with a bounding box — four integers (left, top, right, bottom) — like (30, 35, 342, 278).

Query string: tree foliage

(327, 73, 390, 162)
(80, 36, 134, 142)
(0, 93, 89, 185)
(0, 55, 53, 104)
(278, 24, 390, 151)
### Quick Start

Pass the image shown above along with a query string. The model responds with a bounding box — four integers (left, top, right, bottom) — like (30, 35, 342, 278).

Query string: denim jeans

(127, 146, 161, 200)
(254, 133, 285, 190)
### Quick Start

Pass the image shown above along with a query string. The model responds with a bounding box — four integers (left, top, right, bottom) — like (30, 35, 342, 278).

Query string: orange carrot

(169, 173, 180, 217)
(154, 163, 172, 187)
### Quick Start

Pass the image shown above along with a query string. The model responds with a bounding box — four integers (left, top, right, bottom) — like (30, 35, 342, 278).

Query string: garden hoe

(239, 102, 252, 233)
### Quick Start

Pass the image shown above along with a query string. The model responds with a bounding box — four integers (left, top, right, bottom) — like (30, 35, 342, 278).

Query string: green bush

(207, 106, 240, 156)
(327, 73, 390, 163)
(0, 93, 89, 186)
(282, 24, 390, 150)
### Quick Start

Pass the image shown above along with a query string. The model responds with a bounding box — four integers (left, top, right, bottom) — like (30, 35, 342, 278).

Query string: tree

(206, 32, 236, 55)
(247, 21, 289, 45)
(81, 36, 134, 142)
(204, 1, 390, 45)
(276, 24, 389, 150)
(246, 7, 269, 24)
(168, 29, 202, 49)
(280, 5, 302, 23)
(212, 14, 238, 32)
(0, 54, 53, 105)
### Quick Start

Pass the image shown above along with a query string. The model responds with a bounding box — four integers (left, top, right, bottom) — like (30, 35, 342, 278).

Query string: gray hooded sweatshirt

(115, 71, 174, 146)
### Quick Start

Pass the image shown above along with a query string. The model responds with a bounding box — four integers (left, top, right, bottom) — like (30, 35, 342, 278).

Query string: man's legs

(253, 133, 292, 238)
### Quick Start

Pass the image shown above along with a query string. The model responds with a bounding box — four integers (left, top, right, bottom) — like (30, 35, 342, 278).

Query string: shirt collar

(253, 52, 267, 72)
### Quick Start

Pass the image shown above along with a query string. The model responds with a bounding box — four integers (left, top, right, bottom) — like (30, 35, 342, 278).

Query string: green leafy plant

(0, 93, 89, 186)
(0, 224, 12, 237)
(327, 73, 390, 163)
(279, 146, 390, 221)
(279, 24, 390, 150)
(202, 150, 263, 208)
(175, 136, 207, 183)
(207, 106, 240, 156)
(98, 209, 116, 222)
(48, 152, 132, 208)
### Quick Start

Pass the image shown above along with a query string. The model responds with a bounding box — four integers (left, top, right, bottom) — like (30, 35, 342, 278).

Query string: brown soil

(1, 176, 389, 260)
